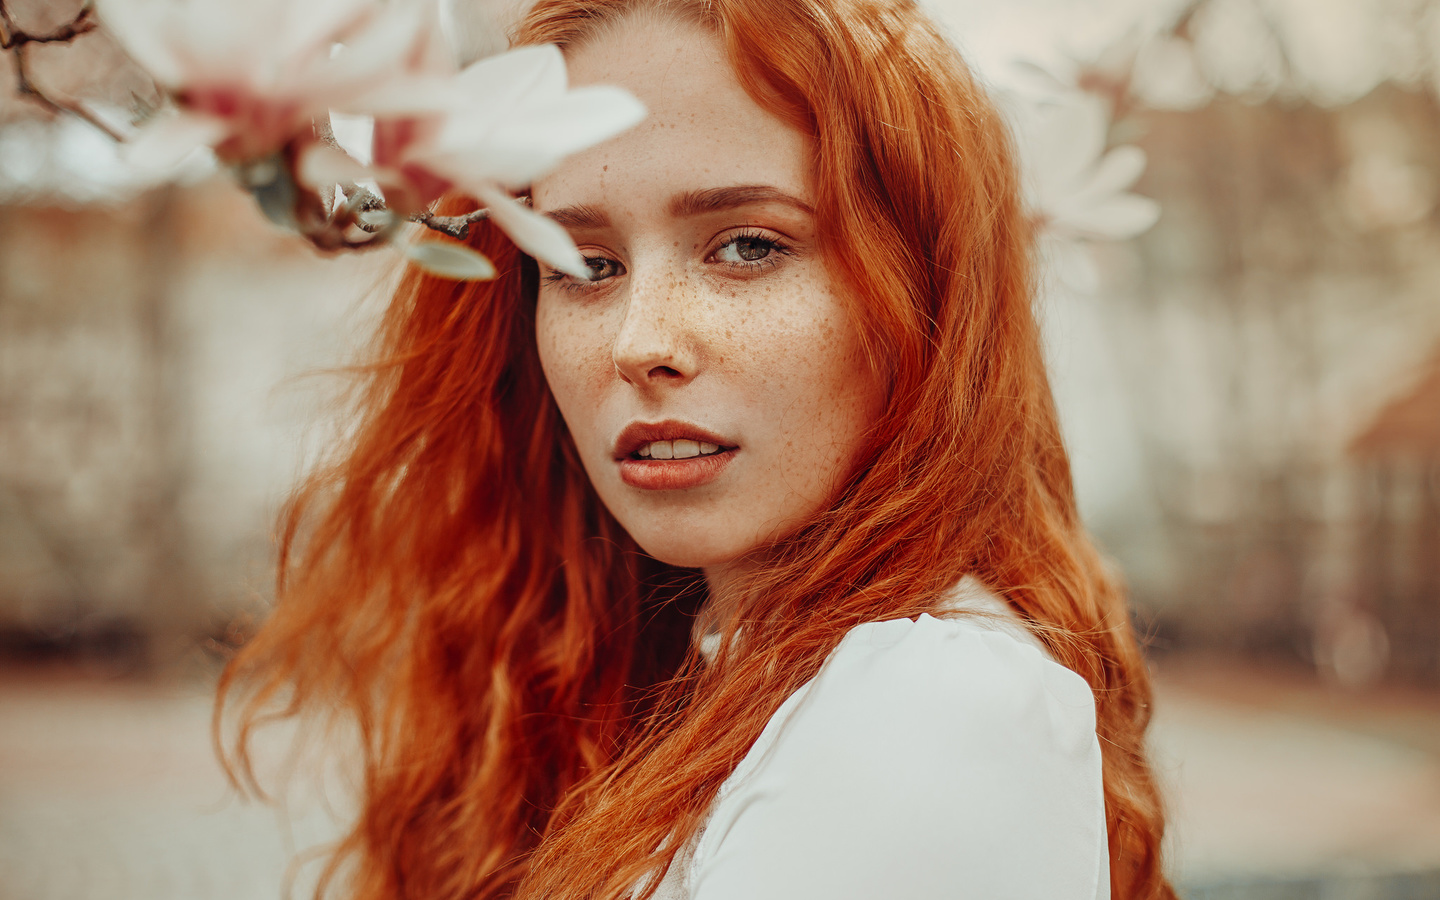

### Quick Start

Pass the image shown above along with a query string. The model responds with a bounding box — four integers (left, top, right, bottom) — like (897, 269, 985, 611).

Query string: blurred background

(2, 0, 1439, 897)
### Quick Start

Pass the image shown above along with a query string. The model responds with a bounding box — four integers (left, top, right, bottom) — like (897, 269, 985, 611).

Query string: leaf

(400, 240, 497, 280)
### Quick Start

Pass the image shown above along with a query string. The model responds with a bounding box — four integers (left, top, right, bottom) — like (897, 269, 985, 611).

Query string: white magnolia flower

(101, 0, 645, 279)
(98, 0, 436, 164)
(1006, 87, 1160, 292)
(303, 44, 646, 278)
(440, 0, 538, 66)
(1014, 89, 1160, 241)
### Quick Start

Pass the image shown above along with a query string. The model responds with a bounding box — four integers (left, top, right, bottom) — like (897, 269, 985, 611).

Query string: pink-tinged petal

(95, 0, 187, 86)
(122, 112, 228, 171)
(296, 142, 372, 188)
(372, 116, 446, 169)
(369, 162, 452, 216)
(476, 183, 588, 278)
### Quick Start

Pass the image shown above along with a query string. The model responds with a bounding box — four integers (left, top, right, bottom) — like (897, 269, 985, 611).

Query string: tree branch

(0, 3, 125, 141)
(2, 9, 494, 254)
(307, 116, 491, 243)
(0, 3, 97, 49)
(411, 206, 490, 240)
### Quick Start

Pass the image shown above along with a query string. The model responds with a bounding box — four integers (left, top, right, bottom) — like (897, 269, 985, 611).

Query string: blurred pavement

(1151, 655, 1440, 898)
(1, 655, 1439, 899)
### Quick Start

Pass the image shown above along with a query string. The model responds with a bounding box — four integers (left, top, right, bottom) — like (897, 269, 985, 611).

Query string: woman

(219, 0, 1176, 898)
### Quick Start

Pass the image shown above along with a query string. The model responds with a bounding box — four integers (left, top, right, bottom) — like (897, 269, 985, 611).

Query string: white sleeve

(687, 614, 1109, 900)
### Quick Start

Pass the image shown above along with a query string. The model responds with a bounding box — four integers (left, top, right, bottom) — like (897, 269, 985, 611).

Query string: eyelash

(541, 229, 793, 293)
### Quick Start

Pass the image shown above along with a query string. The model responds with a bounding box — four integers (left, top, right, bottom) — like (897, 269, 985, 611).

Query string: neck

(699, 557, 756, 637)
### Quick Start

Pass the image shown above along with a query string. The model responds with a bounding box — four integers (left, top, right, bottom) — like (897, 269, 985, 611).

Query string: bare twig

(0, 2, 97, 49)
(309, 115, 491, 243)
(411, 207, 490, 240)
(0, 3, 126, 141)
(2, 7, 494, 254)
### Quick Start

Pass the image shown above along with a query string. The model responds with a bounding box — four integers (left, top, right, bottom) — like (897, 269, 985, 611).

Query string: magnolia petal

(1026, 94, 1108, 205)
(476, 183, 587, 278)
(312, 0, 442, 97)
(277, 0, 376, 71)
(440, 49, 574, 150)
(500, 83, 648, 158)
(348, 77, 467, 115)
(174, 0, 260, 83)
(434, 85, 647, 188)
(96, 0, 187, 86)
(1040, 235, 1101, 295)
(442, 0, 537, 65)
(1076, 145, 1148, 201)
(296, 142, 372, 188)
(123, 112, 228, 171)
(1057, 193, 1161, 241)
(400, 240, 497, 280)
(454, 44, 567, 113)
(328, 112, 375, 166)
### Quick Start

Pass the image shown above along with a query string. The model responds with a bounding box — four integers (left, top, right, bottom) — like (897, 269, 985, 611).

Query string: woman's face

(531, 16, 886, 590)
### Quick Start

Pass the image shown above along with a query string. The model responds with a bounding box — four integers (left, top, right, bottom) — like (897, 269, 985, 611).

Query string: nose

(611, 268, 699, 389)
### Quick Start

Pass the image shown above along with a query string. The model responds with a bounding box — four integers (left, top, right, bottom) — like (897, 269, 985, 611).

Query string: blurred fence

(1073, 87, 1440, 685)
(0, 180, 393, 669)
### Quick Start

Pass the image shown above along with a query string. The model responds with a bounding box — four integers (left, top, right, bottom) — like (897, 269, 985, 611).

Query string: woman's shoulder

(795, 577, 1098, 764)
(721, 576, 1101, 792)
(684, 579, 1109, 899)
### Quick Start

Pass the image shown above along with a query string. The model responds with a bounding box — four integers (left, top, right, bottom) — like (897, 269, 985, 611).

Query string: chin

(630, 532, 744, 570)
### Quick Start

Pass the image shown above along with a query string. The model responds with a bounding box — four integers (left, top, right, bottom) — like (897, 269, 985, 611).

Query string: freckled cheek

(535, 303, 615, 420)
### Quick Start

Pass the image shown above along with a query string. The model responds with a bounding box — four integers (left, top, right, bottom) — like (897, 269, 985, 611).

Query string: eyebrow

(669, 185, 815, 218)
(542, 185, 813, 231)
(545, 204, 610, 230)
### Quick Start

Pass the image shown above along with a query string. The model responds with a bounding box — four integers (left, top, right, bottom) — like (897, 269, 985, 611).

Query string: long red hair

(218, 1, 1176, 898)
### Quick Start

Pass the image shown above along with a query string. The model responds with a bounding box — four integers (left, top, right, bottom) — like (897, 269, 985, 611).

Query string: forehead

(531, 15, 811, 216)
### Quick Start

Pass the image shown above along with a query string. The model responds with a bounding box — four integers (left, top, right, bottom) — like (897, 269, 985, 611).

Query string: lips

(614, 420, 738, 490)
(613, 421, 736, 459)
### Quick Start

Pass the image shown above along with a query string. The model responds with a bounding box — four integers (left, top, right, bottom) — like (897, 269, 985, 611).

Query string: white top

(647, 578, 1110, 900)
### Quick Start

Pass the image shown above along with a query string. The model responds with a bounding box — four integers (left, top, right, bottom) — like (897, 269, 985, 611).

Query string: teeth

(636, 440, 726, 460)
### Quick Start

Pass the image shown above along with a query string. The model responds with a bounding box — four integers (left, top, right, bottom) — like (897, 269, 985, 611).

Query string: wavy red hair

(218, 1, 1177, 898)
